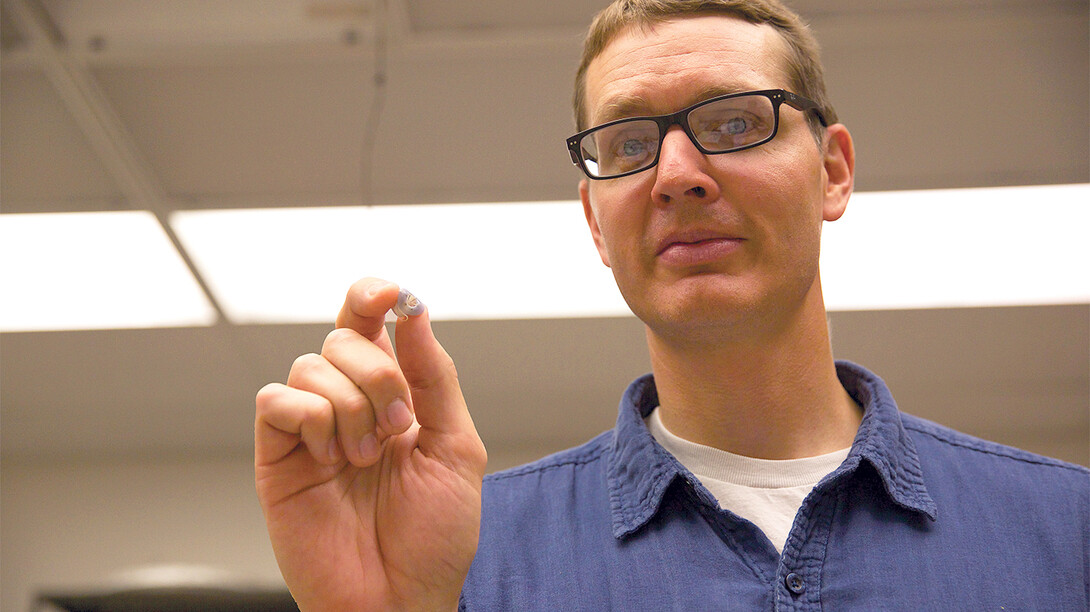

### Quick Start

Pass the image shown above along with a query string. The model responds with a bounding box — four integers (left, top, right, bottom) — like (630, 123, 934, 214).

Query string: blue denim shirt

(461, 361, 1089, 610)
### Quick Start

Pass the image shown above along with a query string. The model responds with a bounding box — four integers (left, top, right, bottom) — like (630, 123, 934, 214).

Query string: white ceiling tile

(0, 68, 124, 209)
(91, 60, 372, 201)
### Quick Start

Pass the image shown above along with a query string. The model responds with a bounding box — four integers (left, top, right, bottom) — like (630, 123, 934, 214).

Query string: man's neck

(646, 296, 862, 460)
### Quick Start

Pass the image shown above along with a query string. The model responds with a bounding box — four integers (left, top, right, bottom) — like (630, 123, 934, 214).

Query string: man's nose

(651, 126, 719, 205)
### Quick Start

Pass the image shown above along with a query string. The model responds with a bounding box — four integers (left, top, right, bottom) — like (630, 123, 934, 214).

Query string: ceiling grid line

(4, 0, 231, 325)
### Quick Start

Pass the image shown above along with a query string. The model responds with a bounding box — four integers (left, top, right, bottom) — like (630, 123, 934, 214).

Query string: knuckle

(287, 353, 326, 384)
(291, 352, 324, 371)
(366, 362, 403, 385)
(337, 392, 371, 419)
(300, 396, 334, 422)
(321, 327, 358, 353)
(255, 382, 284, 409)
(356, 363, 406, 398)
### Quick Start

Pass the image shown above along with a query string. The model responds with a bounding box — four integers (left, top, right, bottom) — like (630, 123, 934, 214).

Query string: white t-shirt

(646, 407, 850, 554)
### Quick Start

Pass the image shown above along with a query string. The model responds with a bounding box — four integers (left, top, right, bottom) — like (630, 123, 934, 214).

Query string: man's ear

(580, 179, 611, 268)
(821, 123, 855, 222)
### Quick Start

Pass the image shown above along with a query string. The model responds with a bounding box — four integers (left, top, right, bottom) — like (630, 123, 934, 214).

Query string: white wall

(1, 447, 542, 612)
(2, 456, 282, 612)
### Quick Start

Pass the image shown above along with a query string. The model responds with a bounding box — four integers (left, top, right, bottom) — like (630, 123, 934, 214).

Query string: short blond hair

(574, 0, 837, 139)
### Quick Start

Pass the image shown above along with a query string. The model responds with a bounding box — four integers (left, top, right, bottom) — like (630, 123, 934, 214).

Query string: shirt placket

(772, 480, 839, 611)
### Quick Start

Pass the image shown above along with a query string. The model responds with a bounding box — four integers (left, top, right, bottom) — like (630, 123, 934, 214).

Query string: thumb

(394, 305, 475, 438)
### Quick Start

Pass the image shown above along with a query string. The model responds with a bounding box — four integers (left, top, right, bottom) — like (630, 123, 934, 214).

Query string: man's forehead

(583, 16, 790, 124)
(595, 83, 759, 123)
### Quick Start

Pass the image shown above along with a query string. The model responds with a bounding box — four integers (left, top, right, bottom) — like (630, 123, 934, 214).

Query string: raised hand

(255, 278, 487, 611)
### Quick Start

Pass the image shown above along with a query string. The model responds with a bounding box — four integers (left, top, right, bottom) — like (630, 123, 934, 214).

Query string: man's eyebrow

(594, 95, 653, 125)
(592, 84, 756, 126)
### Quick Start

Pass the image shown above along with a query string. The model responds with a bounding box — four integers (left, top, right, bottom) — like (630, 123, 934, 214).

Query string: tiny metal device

(392, 288, 425, 319)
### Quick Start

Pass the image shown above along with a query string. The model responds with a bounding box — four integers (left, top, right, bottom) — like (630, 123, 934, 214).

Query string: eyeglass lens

(578, 93, 777, 178)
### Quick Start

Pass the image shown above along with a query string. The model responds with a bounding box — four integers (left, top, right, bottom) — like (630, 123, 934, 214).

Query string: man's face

(579, 15, 850, 344)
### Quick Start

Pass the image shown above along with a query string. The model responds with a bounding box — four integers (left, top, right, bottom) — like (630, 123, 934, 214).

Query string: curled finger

(255, 382, 339, 466)
(321, 327, 415, 439)
(288, 351, 383, 467)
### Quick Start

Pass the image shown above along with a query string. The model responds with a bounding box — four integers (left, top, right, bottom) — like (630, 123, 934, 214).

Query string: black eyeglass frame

(566, 88, 828, 180)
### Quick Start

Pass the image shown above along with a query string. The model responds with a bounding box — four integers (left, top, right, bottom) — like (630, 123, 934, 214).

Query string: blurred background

(2, 0, 1087, 610)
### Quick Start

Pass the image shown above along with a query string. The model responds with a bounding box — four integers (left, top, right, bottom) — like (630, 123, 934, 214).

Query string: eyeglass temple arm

(782, 90, 828, 126)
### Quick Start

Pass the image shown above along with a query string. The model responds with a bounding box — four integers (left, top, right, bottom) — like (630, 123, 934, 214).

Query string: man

(255, 1, 1089, 610)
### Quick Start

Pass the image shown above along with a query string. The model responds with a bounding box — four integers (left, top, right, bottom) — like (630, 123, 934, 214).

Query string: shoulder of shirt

(484, 429, 613, 484)
(899, 411, 1089, 476)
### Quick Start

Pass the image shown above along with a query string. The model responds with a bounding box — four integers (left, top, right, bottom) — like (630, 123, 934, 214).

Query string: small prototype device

(392, 288, 425, 319)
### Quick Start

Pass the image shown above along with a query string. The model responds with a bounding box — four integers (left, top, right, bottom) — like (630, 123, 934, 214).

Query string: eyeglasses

(566, 89, 827, 180)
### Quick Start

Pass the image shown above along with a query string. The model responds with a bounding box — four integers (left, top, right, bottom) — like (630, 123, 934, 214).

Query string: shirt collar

(834, 361, 938, 520)
(605, 361, 937, 540)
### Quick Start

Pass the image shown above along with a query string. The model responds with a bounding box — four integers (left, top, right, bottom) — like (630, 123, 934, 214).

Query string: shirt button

(784, 572, 806, 595)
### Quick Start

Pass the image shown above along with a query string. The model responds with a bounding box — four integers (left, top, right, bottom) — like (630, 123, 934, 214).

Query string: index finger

(335, 277, 400, 353)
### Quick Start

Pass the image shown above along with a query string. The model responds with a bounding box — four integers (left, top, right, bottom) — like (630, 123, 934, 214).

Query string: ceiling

(1, 0, 1088, 468)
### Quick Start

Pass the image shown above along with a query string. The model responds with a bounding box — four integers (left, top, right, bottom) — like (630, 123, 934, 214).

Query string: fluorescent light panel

(169, 201, 626, 324)
(3, 184, 1085, 332)
(171, 183, 1089, 325)
(821, 183, 1090, 311)
(0, 211, 217, 332)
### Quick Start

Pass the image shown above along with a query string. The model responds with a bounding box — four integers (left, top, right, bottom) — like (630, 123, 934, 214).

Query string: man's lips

(656, 230, 743, 255)
(655, 230, 744, 266)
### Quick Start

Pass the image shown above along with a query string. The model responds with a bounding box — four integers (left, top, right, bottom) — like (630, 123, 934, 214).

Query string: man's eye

(601, 133, 656, 173)
(621, 139, 647, 157)
(724, 117, 750, 135)
(695, 112, 768, 149)
(608, 133, 655, 161)
(708, 114, 756, 136)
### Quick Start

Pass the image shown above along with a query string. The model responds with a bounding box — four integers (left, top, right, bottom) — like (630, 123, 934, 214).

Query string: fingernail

(327, 439, 341, 463)
(358, 434, 379, 461)
(387, 399, 413, 430)
(367, 281, 396, 298)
